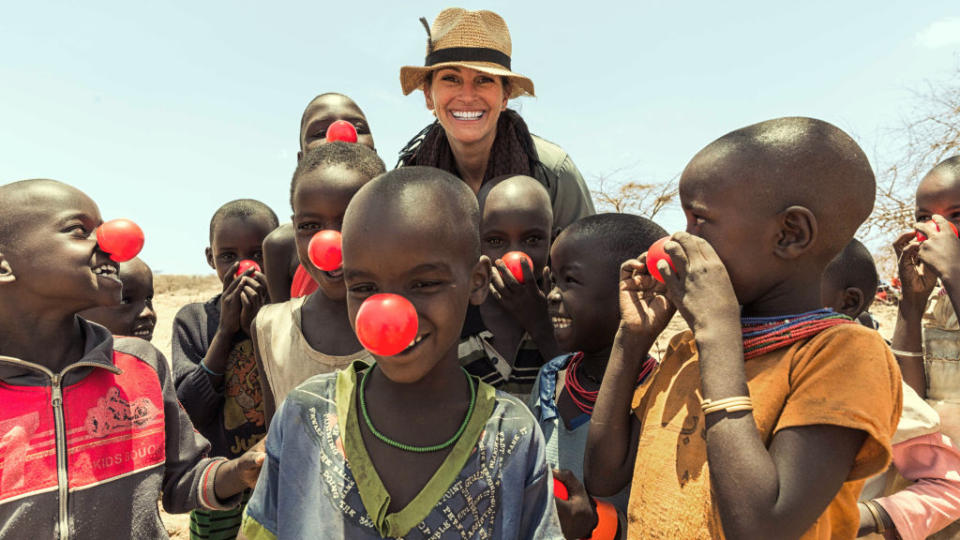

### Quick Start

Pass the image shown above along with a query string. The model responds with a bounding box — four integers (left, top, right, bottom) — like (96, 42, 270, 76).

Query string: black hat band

(425, 47, 511, 70)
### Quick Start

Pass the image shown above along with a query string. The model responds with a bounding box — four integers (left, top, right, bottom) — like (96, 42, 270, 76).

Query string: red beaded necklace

(564, 352, 657, 415)
(741, 309, 854, 360)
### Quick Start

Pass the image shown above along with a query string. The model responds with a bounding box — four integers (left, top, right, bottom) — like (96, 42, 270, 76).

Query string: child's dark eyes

(411, 280, 443, 290)
(523, 235, 544, 247)
(218, 253, 238, 262)
(64, 224, 91, 237)
(348, 284, 377, 296)
(484, 237, 504, 248)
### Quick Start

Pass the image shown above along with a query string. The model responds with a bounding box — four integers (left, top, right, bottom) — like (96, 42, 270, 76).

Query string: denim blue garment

(242, 364, 563, 539)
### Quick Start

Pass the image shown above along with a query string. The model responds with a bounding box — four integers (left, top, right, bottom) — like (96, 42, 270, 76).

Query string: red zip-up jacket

(0, 318, 239, 539)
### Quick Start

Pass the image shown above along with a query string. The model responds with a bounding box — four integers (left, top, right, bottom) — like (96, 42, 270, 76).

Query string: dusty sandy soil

(150, 275, 900, 537)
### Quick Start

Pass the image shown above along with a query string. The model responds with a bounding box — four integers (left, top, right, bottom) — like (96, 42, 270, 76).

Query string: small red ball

(308, 230, 343, 271)
(326, 120, 358, 143)
(501, 251, 534, 283)
(916, 221, 959, 242)
(553, 477, 569, 500)
(236, 259, 261, 277)
(96, 219, 145, 262)
(355, 294, 419, 357)
(646, 236, 677, 284)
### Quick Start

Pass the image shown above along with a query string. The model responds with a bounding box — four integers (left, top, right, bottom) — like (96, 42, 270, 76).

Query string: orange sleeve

(775, 325, 903, 481)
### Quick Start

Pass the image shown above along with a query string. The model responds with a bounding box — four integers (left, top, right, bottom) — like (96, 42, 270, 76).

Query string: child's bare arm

(262, 224, 295, 304)
(585, 257, 673, 497)
(891, 231, 937, 396)
(250, 318, 278, 428)
(661, 233, 876, 538)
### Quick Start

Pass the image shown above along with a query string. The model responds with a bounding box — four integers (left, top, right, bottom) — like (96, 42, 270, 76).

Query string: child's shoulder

(490, 387, 542, 434)
(800, 322, 891, 357)
(173, 295, 220, 324)
(113, 336, 169, 376)
(253, 296, 301, 328)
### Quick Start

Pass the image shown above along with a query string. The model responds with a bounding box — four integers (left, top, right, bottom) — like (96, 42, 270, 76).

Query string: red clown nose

(553, 477, 569, 501)
(236, 259, 261, 277)
(355, 294, 419, 357)
(96, 219, 144, 262)
(646, 237, 676, 284)
(308, 230, 343, 271)
(326, 120, 358, 143)
(916, 221, 959, 242)
(502, 251, 533, 283)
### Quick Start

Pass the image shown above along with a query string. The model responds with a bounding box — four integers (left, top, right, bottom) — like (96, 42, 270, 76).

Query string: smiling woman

(397, 8, 595, 231)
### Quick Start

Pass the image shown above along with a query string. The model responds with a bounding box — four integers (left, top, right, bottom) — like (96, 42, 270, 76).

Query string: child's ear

(774, 206, 817, 259)
(0, 252, 16, 284)
(469, 256, 492, 306)
(837, 287, 866, 319)
(205, 247, 216, 270)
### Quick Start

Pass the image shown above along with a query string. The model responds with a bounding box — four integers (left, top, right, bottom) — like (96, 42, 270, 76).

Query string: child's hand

(214, 437, 267, 500)
(917, 215, 960, 285)
(489, 258, 549, 332)
(618, 256, 675, 341)
(893, 230, 937, 309)
(552, 470, 598, 540)
(658, 233, 739, 331)
(218, 262, 246, 335)
(239, 270, 270, 336)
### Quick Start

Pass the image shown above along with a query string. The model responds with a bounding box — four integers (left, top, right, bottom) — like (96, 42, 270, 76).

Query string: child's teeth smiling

(552, 316, 572, 329)
(451, 110, 483, 120)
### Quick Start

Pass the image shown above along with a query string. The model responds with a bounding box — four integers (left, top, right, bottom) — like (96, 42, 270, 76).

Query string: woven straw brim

(400, 61, 535, 99)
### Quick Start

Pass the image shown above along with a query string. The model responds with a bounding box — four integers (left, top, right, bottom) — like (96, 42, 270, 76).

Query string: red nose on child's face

(326, 120, 358, 143)
(646, 236, 676, 284)
(236, 259, 261, 277)
(916, 219, 959, 242)
(96, 219, 145, 262)
(502, 251, 533, 283)
(308, 230, 343, 271)
(355, 294, 419, 357)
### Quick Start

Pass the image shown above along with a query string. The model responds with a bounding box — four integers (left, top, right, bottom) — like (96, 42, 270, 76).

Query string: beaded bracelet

(700, 396, 753, 416)
(889, 348, 924, 358)
(199, 361, 223, 377)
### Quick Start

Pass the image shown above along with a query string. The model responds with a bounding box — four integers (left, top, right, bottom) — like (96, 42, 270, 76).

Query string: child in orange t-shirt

(584, 117, 903, 539)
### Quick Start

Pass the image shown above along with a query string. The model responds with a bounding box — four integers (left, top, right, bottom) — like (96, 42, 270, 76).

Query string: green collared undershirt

(335, 362, 495, 538)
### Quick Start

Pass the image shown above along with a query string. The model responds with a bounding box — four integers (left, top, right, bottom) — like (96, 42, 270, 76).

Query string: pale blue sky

(1, 1, 958, 273)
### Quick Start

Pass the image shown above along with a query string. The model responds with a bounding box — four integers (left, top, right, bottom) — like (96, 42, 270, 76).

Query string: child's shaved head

(343, 166, 480, 262)
(291, 142, 386, 208)
(562, 213, 667, 277)
(684, 117, 875, 259)
(477, 175, 551, 216)
(821, 239, 877, 318)
(208, 199, 279, 243)
(916, 155, 960, 224)
(0, 179, 91, 250)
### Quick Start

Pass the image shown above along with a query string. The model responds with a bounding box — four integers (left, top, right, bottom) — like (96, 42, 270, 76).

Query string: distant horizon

(2, 2, 958, 273)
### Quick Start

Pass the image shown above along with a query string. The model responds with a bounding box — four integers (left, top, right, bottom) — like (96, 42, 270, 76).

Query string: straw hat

(400, 8, 535, 99)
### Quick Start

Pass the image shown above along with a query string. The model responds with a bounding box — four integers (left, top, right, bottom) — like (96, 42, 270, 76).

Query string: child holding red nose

(172, 198, 277, 539)
(252, 142, 383, 425)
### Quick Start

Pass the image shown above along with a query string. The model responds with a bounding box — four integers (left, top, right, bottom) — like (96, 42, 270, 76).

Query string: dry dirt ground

(150, 275, 901, 537)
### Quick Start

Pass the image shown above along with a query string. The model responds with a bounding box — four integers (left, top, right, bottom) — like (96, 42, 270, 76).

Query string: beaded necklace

(741, 308, 853, 360)
(564, 353, 657, 416)
(359, 366, 476, 453)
